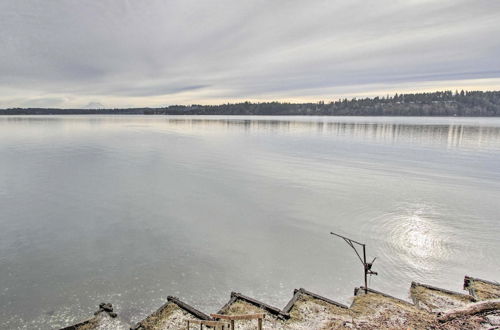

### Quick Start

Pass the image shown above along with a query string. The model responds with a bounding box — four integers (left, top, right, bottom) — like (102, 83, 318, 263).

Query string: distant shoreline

(2, 90, 500, 116)
(2, 112, 500, 117)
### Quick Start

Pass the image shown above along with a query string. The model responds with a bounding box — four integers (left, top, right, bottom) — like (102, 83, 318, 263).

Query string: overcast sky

(1, 0, 499, 108)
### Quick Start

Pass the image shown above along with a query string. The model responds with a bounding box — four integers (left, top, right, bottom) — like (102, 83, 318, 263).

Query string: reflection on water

(367, 203, 454, 283)
(398, 210, 445, 262)
(154, 117, 500, 151)
(0, 116, 499, 329)
(3, 116, 500, 152)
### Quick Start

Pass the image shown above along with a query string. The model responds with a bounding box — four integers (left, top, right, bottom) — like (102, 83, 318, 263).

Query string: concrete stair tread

(60, 304, 130, 330)
(132, 296, 211, 330)
(350, 287, 435, 329)
(410, 281, 476, 313)
(282, 288, 353, 329)
(216, 292, 288, 329)
(217, 292, 287, 319)
(464, 276, 500, 301)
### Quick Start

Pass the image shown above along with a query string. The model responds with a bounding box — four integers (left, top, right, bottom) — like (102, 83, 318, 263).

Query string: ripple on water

(364, 203, 456, 284)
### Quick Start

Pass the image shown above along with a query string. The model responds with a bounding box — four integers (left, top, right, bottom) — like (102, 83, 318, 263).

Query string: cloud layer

(1, 0, 499, 108)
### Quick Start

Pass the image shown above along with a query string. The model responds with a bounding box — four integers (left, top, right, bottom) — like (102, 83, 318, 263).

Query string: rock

(100, 303, 114, 312)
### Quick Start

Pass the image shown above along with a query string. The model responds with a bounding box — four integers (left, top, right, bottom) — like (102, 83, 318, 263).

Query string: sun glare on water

(375, 204, 453, 276)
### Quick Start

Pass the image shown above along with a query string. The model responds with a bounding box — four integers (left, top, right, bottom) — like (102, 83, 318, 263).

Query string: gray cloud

(0, 0, 499, 107)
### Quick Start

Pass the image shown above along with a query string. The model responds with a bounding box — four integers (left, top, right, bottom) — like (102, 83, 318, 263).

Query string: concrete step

(464, 276, 500, 301)
(410, 282, 476, 313)
(282, 288, 353, 329)
(350, 287, 435, 329)
(132, 296, 211, 330)
(216, 292, 288, 329)
(60, 303, 130, 330)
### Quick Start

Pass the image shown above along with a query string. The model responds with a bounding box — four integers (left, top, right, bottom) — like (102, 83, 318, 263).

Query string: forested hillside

(2, 90, 500, 116)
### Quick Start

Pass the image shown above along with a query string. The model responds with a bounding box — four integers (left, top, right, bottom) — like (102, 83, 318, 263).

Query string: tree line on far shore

(2, 90, 500, 116)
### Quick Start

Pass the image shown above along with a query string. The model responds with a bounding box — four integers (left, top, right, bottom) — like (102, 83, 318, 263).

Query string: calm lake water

(1, 115, 499, 329)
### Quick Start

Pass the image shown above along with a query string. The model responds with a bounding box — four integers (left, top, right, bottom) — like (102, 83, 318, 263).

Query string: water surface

(1, 116, 499, 329)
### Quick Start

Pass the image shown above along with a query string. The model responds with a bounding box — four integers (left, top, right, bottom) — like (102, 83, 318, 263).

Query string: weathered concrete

(131, 296, 211, 330)
(464, 276, 500, 301)
(60, 303, 129, 330)
(283, 288, 352, 329)
(351, 287, 435, 329)
(61, 275, 500, 330)
(216, 293, 287, 329)
(410, 282, 476, 313)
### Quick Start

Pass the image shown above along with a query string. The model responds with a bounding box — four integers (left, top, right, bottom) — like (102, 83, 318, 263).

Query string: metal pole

(363, 244, 367, 294)
(330, 231, 377, 294)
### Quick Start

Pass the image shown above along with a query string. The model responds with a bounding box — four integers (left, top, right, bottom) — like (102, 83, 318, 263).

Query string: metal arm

(330, 231, 378, 294)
